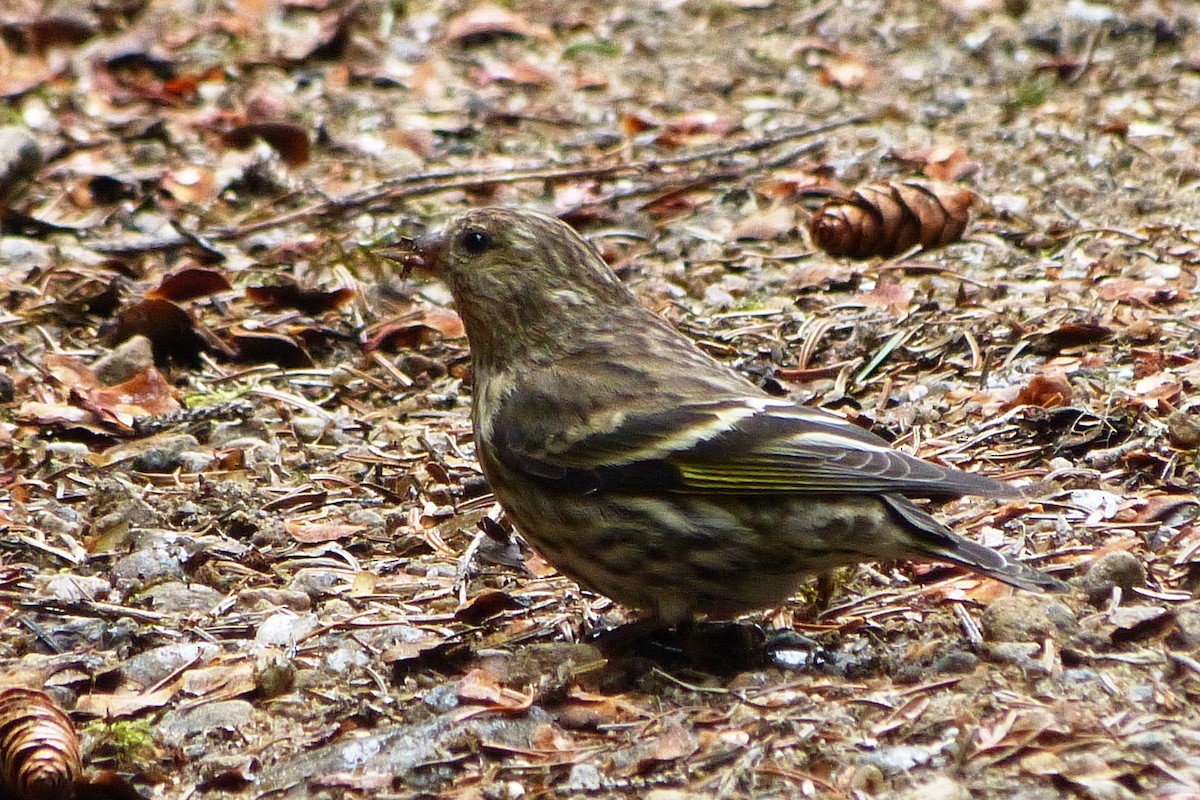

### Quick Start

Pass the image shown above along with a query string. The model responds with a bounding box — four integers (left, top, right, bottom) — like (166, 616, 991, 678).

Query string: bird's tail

(882, 495, 1068, 593)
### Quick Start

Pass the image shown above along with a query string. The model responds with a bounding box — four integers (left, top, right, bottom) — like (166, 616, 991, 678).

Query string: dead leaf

(0, 16, 94, 53)
(1097, 278, 1184, 306)
(146, 267, 233, 302)
(456, 668, 532, 717)
(86, 367, 182, 424)
(455, 589, 526, 624)
(15, 401, 92, 426)
(180, 662, 257, 698)
(284, 521, 366, 544)
(457, 668, 504, 704)
(161, 166, 220, 204)
(732, 206, 796, 240)
(655, 111, 734, 148)
(470, 57, 556, 87)
(1027, 322, 1113, 354)
(819, 52, 876, 90)
(1124, 372, 1180, 410)
(245, 282, 355, 314)
(445, 3, 551, 45)
(75, 686, 178, 718)
(364, 307, 466, 352)
(858, 275, 914, 315)
(228, 327, 314, 369)
(1003, 373, 1073, 410)
(638, 720, 698, 771)
(223, 122, 312, 167)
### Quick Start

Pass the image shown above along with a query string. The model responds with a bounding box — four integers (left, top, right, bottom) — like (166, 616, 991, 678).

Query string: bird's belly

(494, 487, 900, 622)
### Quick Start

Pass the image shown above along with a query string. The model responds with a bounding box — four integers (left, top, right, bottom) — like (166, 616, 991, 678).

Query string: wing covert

(488, 394, 1016, 499)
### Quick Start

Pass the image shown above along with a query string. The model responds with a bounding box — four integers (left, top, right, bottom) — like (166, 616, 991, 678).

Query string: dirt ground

(2, 0, 1200, 798)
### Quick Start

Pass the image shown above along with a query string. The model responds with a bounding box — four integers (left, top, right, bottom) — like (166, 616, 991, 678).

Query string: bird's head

(377, 208, 635, 362)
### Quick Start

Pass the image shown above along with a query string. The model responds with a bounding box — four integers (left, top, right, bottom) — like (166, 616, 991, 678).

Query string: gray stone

(0, 125, 42, 197)
(981, 594, 1078, 643)
(1078, 551, 1146, 606)
(93, 335, 155, 385)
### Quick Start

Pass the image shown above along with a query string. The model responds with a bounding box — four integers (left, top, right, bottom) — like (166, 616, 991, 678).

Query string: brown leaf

(819, 52, 876, 90)
(146, 267, 232, 302)
(1021, 750, 1068, 776)
(180, 663, 257, 699)
(1096, 278, 1184, 306)
(638, 720, 698, 772)
(0, 50, 61, 98)
(655, 111, 734, 148)
(454, 589, 526, 624)
(223, 122, 312, 167)
(890, 144, 980, 182)
(245, 282, 355, 315)
(619, 111, 658, 137)
(558, 689, 633, 728)
(74, 686, 177, 718)
(469, 58, 556, 87)
(731, 206, 796, 241)
(455, 668, 532, 717)
(1003, 373, 1073, 410)
(756, 167, 843, 201)
(785, 261, 859, 294)
(364, 308, 465, 352)
(1027, 322, 1113, 355)
(530, 723, 576, 752)
(380, 637, 466, 669)
(0, 17, 94, 54)
(284, 521, 366, 544)
(1126, 372, 1181, 410)
(160, 166, 220, 205)
(228, 328, 314, 369)
(457, 668, 504, 704)
(923, 144, 980, 182)
(43, 354, 99, 391)
(640, 188, 707, 221)
(15, 402, 93, 426)
(1130, 494, 1199, 525)
(411, 306, 466, 338)
(445, 3, 551, 45)
(858, 274, 915, 315)
(85, 368, 182, 424)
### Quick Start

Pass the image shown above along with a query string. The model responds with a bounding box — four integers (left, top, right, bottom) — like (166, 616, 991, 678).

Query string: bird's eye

(459, 229, 491, 256)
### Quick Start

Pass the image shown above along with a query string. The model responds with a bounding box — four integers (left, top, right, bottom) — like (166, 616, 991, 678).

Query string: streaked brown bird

(379, 208, 1065, 624)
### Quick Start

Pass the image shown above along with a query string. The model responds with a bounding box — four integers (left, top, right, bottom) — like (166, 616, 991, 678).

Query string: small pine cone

(810, 180, 973, 259)
(0, 688, 81, 800)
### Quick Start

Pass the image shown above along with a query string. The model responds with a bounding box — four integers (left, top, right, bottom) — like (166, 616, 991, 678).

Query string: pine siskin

(379, 208, 1066, 623)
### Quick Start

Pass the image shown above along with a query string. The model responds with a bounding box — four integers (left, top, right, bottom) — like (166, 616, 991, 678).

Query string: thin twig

(86, 116, 865, 254)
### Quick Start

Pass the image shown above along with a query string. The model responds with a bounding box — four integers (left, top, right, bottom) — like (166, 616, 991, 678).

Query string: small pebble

(93, 335, 155, 385)
(0, 125, 42, 197)
(897, 775, 970, 800)
(1167, 411, 1200, 450)
(291, 415, 329, 443)
(981, 594, 1078, 643)
(1078, 551, 1146, 606)
(1171, 604, 1200, 650)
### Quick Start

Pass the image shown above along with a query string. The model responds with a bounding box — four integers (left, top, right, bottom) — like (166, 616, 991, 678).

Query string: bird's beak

(375, 231, 445, 277)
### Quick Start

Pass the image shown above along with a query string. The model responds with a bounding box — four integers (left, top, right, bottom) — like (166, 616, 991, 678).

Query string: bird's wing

(489, 394, 1017, 499)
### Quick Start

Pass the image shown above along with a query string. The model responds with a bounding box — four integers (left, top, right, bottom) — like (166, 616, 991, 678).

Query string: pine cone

(810, 180, 973, 259)
(0, 688, 81, 800)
